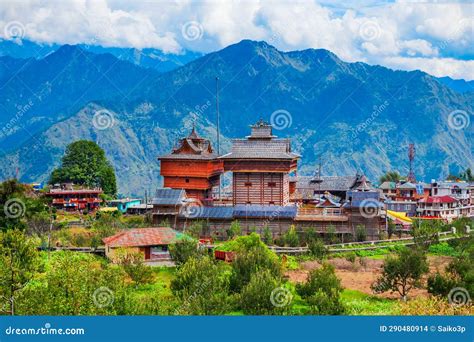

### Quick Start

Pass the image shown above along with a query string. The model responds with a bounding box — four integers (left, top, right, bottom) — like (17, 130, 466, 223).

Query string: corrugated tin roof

(181, 206, 234, 219)
(152, 188, 186, 205)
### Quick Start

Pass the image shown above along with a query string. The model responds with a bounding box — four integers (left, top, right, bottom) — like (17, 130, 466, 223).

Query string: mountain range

(0, 39, 472, 196)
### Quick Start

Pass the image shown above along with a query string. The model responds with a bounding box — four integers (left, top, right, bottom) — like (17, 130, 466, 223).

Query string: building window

(269, 201, 275, 204)
(244, 182, 252, 187)
(246, 201, 252, 204)
(268, 182, 277, 187)
(185, 178, 190, 183)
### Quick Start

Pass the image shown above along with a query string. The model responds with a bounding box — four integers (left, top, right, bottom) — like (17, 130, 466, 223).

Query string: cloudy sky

(1, 0, 473, 80)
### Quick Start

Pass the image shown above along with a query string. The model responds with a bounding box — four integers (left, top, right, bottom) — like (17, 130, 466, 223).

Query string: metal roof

(233, 205, 297, 218)
(180, 206, 234, 219)
(152, 188, 186, 205)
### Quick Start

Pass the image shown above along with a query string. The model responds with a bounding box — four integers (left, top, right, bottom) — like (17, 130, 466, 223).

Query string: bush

(355, 225, 367, 242)
(296, 263, 345, 315)
(307, 238, 328, 260)
(240, 269, 288, 315)
(372, 247, 428, 300)
(229, 234, 281, 292)
(169, 238, 202, 266)
(428, 242, 458, 257)
(226, 220, 242, 239)
(114, 249, 154, 285)
(171, 256, 231, 315)
(283, 225, 299, 247)
(262, 225, 273, 245)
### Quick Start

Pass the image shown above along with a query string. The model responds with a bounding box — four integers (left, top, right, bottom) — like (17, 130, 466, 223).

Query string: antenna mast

(216, 76, 220, 155)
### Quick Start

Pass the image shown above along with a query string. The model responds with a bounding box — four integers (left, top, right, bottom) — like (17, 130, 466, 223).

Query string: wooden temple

(219, 119, 300, 205)
(158, 126, 224, 202)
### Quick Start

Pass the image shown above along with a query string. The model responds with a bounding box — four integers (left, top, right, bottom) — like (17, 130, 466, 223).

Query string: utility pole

(216, 76, 221, 203)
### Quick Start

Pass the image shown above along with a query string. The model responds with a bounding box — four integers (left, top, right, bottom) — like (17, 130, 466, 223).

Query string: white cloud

(0, 0, 472, 79)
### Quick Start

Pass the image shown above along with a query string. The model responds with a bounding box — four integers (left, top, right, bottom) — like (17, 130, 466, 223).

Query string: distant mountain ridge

(0, 40, 472, 196)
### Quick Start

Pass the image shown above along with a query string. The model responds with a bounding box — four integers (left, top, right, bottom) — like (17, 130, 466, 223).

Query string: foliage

(296, 263, 345, 315)
(171, 256, 231, 315)
(325, 224, 339, 244)
(427, 236, 474, 298)
(16, 251, 127, 315)
(50, 140, 117, 196)
(169, 238, 203, 266)
(240, 269, 287, 315)
(262, 225, 273, 245)
(283, 225, 300, 247)
(379, 171, 401, 184)
(229, 234, 281, 292)
(0, 229, 39, 314)
(355, 224, 367, 242)
(447, 168, 474, 182)
(372, 247, 429, 300)
(399, 297, 473, 315)
(185, 221, 203, 239)
(0, 179, 50, 232)
(226, 220, 242, 239)
(114, 249, 154, 286)
(307, 238, 328, 260)
(428, 242, 458, 257)
(411, 219, 441, 249)
(342, 289, 400, 315)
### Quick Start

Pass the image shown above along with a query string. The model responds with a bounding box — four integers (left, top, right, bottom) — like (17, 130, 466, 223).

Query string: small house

(108, 198, 142, 213)
(103, 227, 182, 261)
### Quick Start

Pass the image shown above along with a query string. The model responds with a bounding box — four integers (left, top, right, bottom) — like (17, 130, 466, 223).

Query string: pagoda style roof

(219, 119, 300, 161)
(159, 126, 219, 161)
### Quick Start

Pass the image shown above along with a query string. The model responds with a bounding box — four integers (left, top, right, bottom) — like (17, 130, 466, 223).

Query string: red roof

(103, 227, 180, 248)
(46, 189, 102, 195)
(419, 196, 457, 204)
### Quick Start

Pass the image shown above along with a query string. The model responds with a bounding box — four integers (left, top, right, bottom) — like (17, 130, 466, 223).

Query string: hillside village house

(46, 184, 102, 212)
(103, 227, 182, 261)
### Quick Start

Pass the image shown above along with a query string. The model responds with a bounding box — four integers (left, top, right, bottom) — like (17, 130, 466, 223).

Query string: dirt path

(286, 256, 453, 299)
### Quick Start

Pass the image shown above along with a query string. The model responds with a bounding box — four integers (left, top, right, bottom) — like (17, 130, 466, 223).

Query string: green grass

(341, 289, 400, 315)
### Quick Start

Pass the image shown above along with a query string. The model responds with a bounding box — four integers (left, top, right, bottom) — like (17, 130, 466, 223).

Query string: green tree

(171, 256, 231, 315)
(240, 269, 288, 315)
(283, 225, 299, 247)
(114, 249, 154, 286)
(372, 247, 429, 301)
(16, 251, 126, 315)
(226, 220, 241, 239)
(0, 229, 39, 315)
(412, 219, 441, 249)
(355, 224, 367, 242)
(169, 238, 203, 266)
(50, 140, 117, 196)
(307, 238, 328, 260)
(262, 225, 273, 245)
(229, 234, 281, 292)
(296, 263, 345, 315)
(379, 171, 401, 184)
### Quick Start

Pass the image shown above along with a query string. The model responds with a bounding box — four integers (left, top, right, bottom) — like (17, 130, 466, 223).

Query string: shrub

(307, 238, 328, 260)
(114, 250, 154, 286)
(226, 220, 241, 239)
(355, 225, 367, 242)
(171, 256, 231, 315)
(262, 225, 273, 245)
(240, 269, 288, 315)
(229, 234, 281, 292)
(283, 225, 300, 247)
(296, 263, 345, 314)
(372, 247, 429, 300)
(169, 238, 202, 266)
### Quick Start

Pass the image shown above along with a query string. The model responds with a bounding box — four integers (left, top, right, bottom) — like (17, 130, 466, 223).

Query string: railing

(296, 208, 345, 216)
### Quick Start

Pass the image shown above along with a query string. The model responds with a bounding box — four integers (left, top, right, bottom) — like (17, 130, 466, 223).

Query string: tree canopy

(50, 140, 117, 196)
(379, 171, 402, 184)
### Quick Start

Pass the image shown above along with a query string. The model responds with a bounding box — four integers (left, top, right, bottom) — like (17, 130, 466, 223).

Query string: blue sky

(1, 0, 473, 79)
